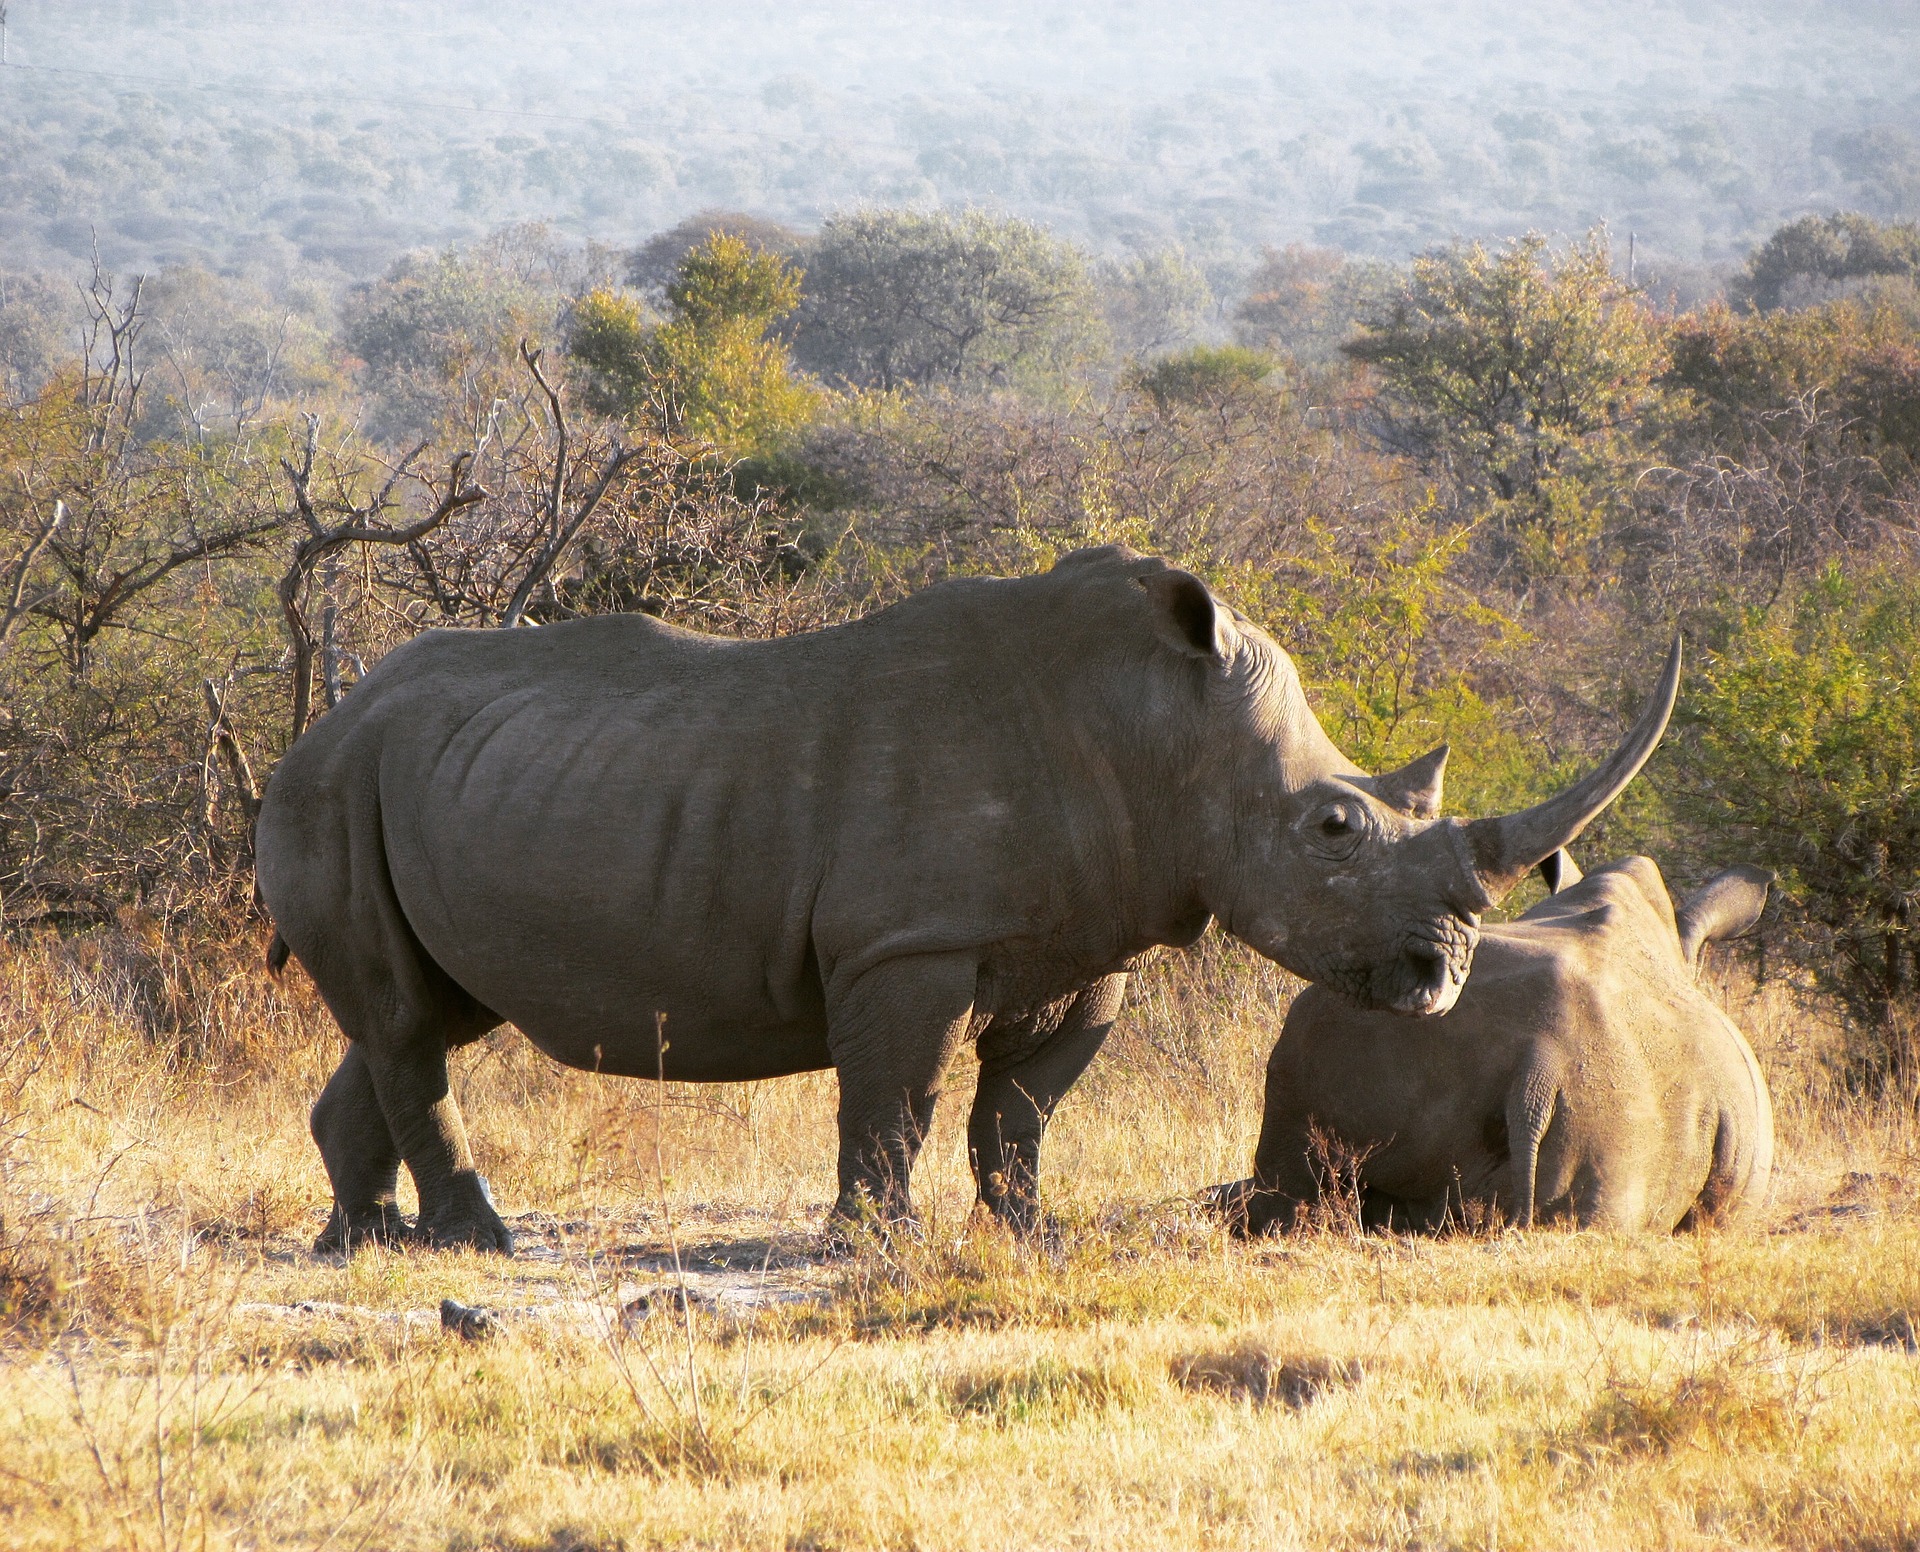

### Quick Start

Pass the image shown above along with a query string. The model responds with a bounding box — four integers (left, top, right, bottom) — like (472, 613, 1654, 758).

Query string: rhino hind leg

(826, 951, 980, 1229)
(1676, 1106, 1759, 1231)
(358, 1015, 512, 1253)
(969, 973, 1127, 1233)
(311, 1043, 410, 1252)
(291, 900, 510, 1254)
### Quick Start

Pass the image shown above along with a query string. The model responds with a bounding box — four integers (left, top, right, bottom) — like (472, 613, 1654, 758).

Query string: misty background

(1, 0, 1916, 296)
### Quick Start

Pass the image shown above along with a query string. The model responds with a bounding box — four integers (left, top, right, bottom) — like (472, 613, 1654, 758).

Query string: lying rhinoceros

(257, 545, 1678, 1251)
(1211, 854, 1775, 1235)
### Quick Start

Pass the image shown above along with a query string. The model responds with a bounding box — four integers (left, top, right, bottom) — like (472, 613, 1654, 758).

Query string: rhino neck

(1193, 633, 1366, 935)
(1015, 663, 1209, 956)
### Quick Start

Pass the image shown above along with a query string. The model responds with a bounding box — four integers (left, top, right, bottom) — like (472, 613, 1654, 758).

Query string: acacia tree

(1099, 246, 1212, 360)
(0, 270, 291, 919)
(1234, 243, 1398, 364)
(1343, 231, 1665, 574)
(13, 268, 286, 676)
(792, 209, 1104, 392)
(1737, 212, 1920, 312)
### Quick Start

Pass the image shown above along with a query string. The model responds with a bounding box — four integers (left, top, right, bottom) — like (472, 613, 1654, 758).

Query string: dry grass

(2, 927, 1917, 1551)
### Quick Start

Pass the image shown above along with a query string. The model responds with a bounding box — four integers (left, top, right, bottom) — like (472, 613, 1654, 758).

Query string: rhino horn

(1464, 637, 1682, 898)
(1373, 743, 1448, 819)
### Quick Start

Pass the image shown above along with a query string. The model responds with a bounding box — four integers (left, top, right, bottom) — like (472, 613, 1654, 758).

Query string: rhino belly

(382, 687, 834, 1083)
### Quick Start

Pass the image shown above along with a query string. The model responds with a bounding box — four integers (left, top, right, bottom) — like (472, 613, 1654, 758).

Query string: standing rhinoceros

(1211, 853, 1775, 1235)
(256, 545, 1678, 1252)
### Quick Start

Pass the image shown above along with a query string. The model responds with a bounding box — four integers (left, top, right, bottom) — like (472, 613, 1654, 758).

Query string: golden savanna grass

(2, 924, 1917, 1551)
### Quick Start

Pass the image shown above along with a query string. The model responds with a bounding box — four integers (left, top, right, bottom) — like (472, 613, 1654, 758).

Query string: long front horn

(1464, 637, 1682, 896)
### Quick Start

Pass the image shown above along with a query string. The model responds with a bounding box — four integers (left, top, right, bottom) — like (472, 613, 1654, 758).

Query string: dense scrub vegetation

(4, 201, 1920, 1091)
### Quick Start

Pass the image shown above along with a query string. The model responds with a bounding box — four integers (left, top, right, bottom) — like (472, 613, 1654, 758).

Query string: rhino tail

(267, 931, 291, 977)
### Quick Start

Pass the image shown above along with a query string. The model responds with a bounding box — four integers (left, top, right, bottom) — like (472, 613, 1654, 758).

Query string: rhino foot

(822, 1195, 921, 1258)
(970, 1199, 1070, 1248)
(313, 1199, 412, 1254)
(416, 1171, 514, 1255)
(1199, 1179, 1295, 1238)
(1200, 1179, 1255, 1234)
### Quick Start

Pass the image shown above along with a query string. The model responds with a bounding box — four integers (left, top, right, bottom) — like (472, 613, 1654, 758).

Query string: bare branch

(276, 439, 486, 746)
(202, 676, 262, 835)
(0, 497, 65, 658)
(500, 341, 645, 629)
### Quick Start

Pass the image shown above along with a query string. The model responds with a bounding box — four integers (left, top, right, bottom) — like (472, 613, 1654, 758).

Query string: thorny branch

(276, 418, 487, 747)
(499, 341, 648, 629)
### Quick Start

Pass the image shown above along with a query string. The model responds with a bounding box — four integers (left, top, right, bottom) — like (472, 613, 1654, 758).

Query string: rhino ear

(1676, 864, 1775, 968)
(1536, 849, 1582, 894)
(1374, 744, 1447, 818)
(1137, 569, 1232, 660)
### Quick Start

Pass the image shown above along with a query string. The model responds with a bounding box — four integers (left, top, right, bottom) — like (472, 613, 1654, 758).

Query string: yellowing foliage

(570, 234, 821, 456)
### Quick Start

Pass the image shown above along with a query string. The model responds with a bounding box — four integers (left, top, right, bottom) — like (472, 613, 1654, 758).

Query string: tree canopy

(793, 210, 1103, 393)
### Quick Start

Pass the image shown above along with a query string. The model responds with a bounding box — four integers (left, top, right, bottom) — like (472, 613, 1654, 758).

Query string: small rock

(623, 1284, 718, 1322)
(440, 1297, 500, 1340)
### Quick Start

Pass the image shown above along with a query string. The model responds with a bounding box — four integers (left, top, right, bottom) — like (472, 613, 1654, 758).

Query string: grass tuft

(1171, 1345, 1365, 1408)
(1571, 1333, 1812, 1459)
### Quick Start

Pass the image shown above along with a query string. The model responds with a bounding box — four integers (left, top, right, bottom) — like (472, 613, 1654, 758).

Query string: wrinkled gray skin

(1211, 854, 1776, 1235)
(255, 546, 1676, 1253)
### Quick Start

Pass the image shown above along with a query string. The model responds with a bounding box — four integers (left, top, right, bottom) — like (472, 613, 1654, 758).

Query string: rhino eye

(1306, 802, 1366, 855)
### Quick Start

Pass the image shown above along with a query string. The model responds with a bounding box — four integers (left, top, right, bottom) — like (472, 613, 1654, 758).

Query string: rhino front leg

(1232, 1045, 1328, 1236)
(969, 973, 1127, 1232)
(826, 951, 978, 1228)
(310, 1043, 408, 1252)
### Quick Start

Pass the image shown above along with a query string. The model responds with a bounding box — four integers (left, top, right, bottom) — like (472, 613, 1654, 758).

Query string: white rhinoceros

(1212, 854, 1775, 1235)
(256, 546, 1678, 1251)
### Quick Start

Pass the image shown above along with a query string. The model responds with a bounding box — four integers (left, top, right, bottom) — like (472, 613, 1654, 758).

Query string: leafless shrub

(797, 369, 1407, 572)
(1299, 1119, 1379, 1236)
(1631, 392, 1920, 613)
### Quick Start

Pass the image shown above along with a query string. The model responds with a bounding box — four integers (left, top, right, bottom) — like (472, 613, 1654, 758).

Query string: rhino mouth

(1389, 939, 1466, 1016)
(1313, 927, 1474, 1017)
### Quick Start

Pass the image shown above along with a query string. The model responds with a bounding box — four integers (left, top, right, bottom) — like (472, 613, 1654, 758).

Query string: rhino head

(1129, 561, 1680, 1017)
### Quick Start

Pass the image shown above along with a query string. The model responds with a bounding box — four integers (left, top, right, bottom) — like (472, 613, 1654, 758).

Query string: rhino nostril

(1404, 940, 1448, 986)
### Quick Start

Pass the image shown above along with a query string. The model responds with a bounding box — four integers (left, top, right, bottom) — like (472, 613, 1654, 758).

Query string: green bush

(1675, 564, 1920, 1090)
(569, 234, 820, 456)
(1343, 230, 1667, 578)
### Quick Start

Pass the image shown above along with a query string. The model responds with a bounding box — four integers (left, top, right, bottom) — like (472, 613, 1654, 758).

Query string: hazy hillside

(1, 0, 1916, 286)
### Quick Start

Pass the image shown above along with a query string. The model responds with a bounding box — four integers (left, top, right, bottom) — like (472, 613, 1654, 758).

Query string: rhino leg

(311, 1043, 409, 1252)
(1234, 1046, 1327, 1236)
(358, 1025, 512, 1253)
(969, 973, 1127, 1232)
(826, 951, 978, 1227)
(1505, 1064, 1561, 1229)
(296, 908, 511, 1253)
